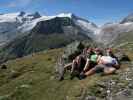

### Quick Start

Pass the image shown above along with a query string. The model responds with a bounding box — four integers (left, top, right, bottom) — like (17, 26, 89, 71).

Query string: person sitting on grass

(83, 48, 103, 72)
(62, 47, 94, 80)
(69, 47, 95, 79)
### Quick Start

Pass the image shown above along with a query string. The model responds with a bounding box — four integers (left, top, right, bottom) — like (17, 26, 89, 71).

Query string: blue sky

(0, 0, 133, 25)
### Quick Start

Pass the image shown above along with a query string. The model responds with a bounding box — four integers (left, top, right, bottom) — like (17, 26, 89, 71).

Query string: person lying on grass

(79, 48, 120, 79)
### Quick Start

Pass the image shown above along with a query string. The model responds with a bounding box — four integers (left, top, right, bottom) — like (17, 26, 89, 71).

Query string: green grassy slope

(0, 48, 132, 100)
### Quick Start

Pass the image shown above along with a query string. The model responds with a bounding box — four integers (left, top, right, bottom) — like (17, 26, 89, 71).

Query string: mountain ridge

(0, 12, 133, 63)
(0, 11, 133, 46)
(0, 12, 98, 46)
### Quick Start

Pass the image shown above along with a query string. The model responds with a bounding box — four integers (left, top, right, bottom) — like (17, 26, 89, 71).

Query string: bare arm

(83, 58, 90, 71)
(64, 62, 72, 69)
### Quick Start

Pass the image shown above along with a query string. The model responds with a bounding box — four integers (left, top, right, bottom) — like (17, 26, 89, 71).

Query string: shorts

(94, 64, 106, 73)
(94, 64, 115, 73)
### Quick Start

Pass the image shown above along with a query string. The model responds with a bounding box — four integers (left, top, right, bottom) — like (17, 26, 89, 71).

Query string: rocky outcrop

(62, 41, 85, 62)
(115, 50, 130, 62)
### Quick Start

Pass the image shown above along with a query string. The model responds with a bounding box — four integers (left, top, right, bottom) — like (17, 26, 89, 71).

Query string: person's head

(87, 48, 93, 53)
(106, 48, 113, 56)
(94, 48, 103, 55)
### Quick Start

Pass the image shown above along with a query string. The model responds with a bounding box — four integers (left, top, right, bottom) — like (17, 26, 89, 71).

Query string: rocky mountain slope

(96, 14, 133, 45)
(0, 12, 41, 46)
(0, 12, 100, 63)
(111, 31, 133, 48)
(120, 13, 133, 24)
(0, 12, 133, 63)
(0, 12, 133, 47)
(0, 12, 99, 63)
(0, 12, 97, 46)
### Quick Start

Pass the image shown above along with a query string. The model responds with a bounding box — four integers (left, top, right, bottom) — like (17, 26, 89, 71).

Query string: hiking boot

(79, 73, 87, 80)
(70, 73, 76, 80)
(76, 74, 81, 80)
(58, 76, 64, 81)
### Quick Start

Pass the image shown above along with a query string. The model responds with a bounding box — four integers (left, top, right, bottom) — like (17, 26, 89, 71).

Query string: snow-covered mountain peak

(56, 13, 73, 18)
(19, 12, 99, 37)
(0, 11, 42, 23)
(125, 13, 133, 19)
(0, 11, 133, 46)
(0, 12, 99, 46)
(120, 13, 133, 24)
(27, 12, 41, 19)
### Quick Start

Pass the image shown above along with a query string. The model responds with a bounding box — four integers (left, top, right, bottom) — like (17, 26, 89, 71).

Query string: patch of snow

(56, 13, 72, 18)
(0, 12, 20, 23)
